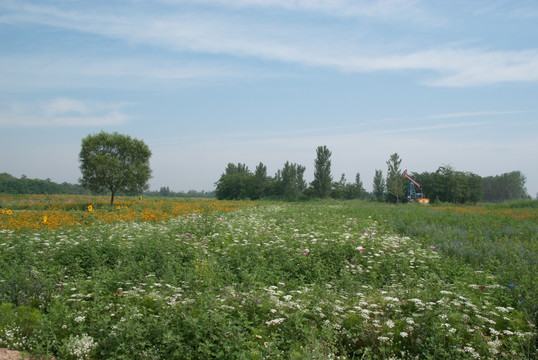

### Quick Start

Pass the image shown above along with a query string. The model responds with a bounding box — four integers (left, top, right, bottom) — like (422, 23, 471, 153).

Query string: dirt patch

(0, 349, 53, 360)
(0, 348, 23, 360)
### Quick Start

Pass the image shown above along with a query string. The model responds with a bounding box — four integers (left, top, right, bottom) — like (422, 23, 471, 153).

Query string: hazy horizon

(1, 1, 537, 196)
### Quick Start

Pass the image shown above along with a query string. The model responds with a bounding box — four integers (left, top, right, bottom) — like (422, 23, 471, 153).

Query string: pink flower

(429, 245, 436, 249)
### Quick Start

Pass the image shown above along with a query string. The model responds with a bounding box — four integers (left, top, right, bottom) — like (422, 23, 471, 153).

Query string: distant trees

(385, 153, 406, 203)
(144, 188, 215, 198)
(212, 147, 529, 204)
(215, 163, 255, 200)
(482, 171, 529, 202)
(354, 173, 366, 200)
(311, 145, 333, 198)
(331, 173, 366, 200)
(254, 162, 270, 200)
(280, 162, 306, 201)
(413, 165, 482, 204)
(0, 173, 91, 195)
(79, 131, 152, 205)
(372, 169, 385, 202)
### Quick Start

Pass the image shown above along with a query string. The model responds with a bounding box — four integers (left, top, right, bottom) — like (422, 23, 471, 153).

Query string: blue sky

(1, 0, 537, 196)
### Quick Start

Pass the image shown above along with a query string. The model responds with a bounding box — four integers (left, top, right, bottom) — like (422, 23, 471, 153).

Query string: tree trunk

(110, 191, 115, 206)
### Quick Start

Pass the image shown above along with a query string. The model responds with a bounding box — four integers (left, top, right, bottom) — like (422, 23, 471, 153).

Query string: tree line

(215, 146, 530, 204)
(145, 187, 216, 198)
(1, 131, 530, 205)
(0, 173, 214, 199)
(215, 146, 367, 201)
(0, 173, 92, 195)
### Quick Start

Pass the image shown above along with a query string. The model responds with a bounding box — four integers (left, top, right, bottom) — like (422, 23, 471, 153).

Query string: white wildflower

(464, 346, 475, 353)
(265, 318, 286, 326)
(64, 333, 97, 360)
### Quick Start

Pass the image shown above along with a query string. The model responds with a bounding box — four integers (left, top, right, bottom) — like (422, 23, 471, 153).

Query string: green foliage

(215, 161, 309, 201)
(354, 172, 366, 200)
(215, 163, 256, 200)
(144, 187, 216, 198)
(0, 173, 91, 195)
(311, 145, 333, 198)
(385, 153, 406, 203)
(279, 161, 306, 201)
(482, 171, 529, 202)
(414, 165, 482, 204)
(79, 132, 152, 205)
(254, 162, 270, 200)
(372, 169, 385, 202)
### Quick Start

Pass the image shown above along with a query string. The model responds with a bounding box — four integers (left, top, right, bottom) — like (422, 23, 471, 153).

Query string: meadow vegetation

(0, 195, 536, 359)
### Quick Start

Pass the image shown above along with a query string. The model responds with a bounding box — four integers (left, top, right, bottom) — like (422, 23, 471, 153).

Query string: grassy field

(0, 196, 536, 359)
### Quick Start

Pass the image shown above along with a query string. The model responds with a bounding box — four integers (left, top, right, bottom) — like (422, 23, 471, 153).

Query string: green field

(0, 199, 536, 359)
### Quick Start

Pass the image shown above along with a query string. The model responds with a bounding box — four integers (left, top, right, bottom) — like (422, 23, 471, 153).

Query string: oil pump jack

(402, 170, 429, 204)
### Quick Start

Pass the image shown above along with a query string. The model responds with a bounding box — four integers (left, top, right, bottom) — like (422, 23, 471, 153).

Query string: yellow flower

(43, 215, 48, 224)
(139, 196, 143, 200)
(117, 205, 121, 210)
(6, 209, 12, 215)
(88, 205, 93, 212)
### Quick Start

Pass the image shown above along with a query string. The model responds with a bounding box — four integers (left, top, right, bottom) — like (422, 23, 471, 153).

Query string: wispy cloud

(148, 110, 520, 148)
(0, 98, 130, 128)
(162, 0, 434, 22)
(2, 2, 537, 87)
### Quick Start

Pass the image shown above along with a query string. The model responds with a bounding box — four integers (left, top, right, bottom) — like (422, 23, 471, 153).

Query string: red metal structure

(402, 170, 429, 204)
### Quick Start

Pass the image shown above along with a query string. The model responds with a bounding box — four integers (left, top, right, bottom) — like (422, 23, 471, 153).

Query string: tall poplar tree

(373, 169, 385, 202)
(355, 172, 366, 199)
(254, 162, 269, 199)
(311, 145, 333, 198)
(385, 153, 405, 203)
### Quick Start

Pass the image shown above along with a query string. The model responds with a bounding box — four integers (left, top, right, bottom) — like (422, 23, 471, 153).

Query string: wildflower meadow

(0, 196, 536, 359)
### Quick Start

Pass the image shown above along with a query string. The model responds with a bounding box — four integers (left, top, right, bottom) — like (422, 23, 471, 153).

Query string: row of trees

(216, 147, 530, 204)
(215, 146, 367, 201)
(0, 173, 91, 195)
(3, 130, 530, 205)
(411, 166, 483, 204)
(482, 171, 529, 202)
(144, 187, 216, 198)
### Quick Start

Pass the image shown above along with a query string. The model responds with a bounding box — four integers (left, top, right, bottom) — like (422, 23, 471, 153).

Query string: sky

(1, 0, 537, 197)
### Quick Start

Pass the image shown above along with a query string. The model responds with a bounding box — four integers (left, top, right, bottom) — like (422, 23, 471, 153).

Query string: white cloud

(44, 98, 90, 116)
(159, 0, 436, 22)
(2, 2, 537, 87)
(0, 98, 130, 128)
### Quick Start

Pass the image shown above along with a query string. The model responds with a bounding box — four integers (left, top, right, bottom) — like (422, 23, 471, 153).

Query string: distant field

(0, 196, 536, 359)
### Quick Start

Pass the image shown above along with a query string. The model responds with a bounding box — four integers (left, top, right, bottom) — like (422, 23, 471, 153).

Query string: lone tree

(373, 169, 385, 201)
(385, 153, 406, 203)
(311, 145, 333, 198)
(79, 131, 152, 205)
(354, 172, 366, 199)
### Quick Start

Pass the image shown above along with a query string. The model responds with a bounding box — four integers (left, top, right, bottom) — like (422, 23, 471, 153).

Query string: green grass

(0, 200, 536, 359)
